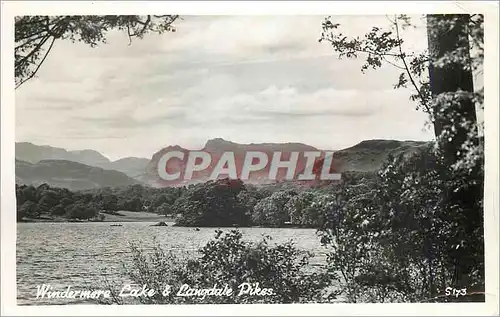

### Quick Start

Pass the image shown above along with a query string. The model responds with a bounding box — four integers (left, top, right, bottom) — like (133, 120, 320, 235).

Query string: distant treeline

(16, 183, 183, 222)
(17, 184, 100, 221)
(15, 172, 370, 227)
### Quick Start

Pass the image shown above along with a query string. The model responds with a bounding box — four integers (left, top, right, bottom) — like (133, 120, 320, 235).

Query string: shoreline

(17, 221, 315, 229)
(17, 210, 317, 228)
(18, 210, 175, 223)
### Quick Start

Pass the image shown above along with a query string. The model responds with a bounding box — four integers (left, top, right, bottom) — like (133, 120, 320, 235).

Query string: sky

(15, 15, 438, 161)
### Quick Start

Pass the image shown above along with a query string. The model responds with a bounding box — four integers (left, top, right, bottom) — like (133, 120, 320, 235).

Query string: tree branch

(322, 37, 403, 58)
(16, 19, 65, 69)
(15, 19, 60, 42)
(394, 16, 432, 115)
(381, 55, 405, 70)
(138, 15, 151, 35)
(127, 24, 133, 46)
(127, 15, 153, 44)
(15, 33, 47, 50)
(16, 33, 51, 69)
(16, 36, 56, 88)
(15, 15, 179, 87)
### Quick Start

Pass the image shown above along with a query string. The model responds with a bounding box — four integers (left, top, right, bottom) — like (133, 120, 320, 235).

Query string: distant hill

(15, 139, 430, 189)
(204, 138, 318, 153)
(15, 159, 140, 190)
(145, 138, 321, 187)
(16, 142, 110, 166)
(299, 139, 430, 175)
(106, 157, 150, 178)
(145, 138, 430, 187)
(15, 142, 149, 179)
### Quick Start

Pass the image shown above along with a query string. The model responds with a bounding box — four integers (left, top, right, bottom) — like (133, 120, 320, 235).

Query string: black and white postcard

(1, 1, 499, 316)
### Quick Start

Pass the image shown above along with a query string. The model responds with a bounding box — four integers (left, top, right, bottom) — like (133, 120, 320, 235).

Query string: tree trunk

(426, 14, 483, 291)
(426, 14, 478, 166)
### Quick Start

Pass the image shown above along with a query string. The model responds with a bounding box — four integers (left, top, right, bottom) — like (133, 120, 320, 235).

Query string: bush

(251, 190, 296, 227)
(318, 145, 484, 303)
(174, 178, 250, 227)
(101, 230, 333, 304)
(19, 200, 39, 219)
(285, 190, 333, 228)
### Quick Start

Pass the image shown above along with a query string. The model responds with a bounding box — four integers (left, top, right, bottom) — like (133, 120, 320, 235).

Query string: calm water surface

(17, 222, 328, 305)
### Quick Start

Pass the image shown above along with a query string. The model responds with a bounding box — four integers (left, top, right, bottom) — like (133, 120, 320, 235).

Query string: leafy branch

(15, 15, 179, 88)
(319, 15, 432, 116)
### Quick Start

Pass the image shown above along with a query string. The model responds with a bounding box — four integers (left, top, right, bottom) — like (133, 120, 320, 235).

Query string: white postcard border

(1, 1, 498, 316)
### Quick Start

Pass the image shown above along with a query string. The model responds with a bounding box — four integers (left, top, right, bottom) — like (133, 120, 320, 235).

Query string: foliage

(319, 14, 484, 302)
(16, 183, 102, 221)
(18, 200, 40, 219)
(317, 172, 386, 302)
(146, 187, 184, 214)
(15, 181, 193, 221)
(285, 190, 331, 228)
(16, 179, 329, 227)
(320, 14, 484, 172)
(66, 203, 99, 220)
(251, 190, 297, 227)
(15, 15, 178, 87)
(173, 178, 250, 227)
(101, 230, 333, 304)
(85, 184, 186, 214)
(318, 146, 484, 302)
(236, 184, 270, 221)
(320, 15, 431, 114)
(377, 147, 484, 298)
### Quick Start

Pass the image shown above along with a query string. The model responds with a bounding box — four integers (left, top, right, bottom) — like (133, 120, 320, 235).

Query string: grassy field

(102, 211, 174, 223)
(20, 211, 175, 223)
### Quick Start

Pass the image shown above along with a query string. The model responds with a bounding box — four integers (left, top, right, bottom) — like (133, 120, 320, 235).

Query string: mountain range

(16, 142, 150, 178)
(15, 159, 140, 191)
(15, 138, 429, 190)
(145, 138, 322, 187)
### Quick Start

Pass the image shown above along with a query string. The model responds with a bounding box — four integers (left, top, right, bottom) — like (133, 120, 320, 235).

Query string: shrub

(174, 179, 250, 227)
(318, 145, 484, 302)
(285, 190, 334, 228)
(251, 190, 296, 227)
(100, 230, 333, 304)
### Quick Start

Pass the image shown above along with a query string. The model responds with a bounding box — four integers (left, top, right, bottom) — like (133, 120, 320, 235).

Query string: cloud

(158, 16, 325, 57)
(157, 83, 416, 127)
(159, 15, 427, 61)
(15, 15, 433, 160)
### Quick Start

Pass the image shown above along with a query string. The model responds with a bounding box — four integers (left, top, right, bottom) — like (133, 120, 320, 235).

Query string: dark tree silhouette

(15, 15, 179, 88)
(320, 14, 485, 301)
(320, 14, 483, 170)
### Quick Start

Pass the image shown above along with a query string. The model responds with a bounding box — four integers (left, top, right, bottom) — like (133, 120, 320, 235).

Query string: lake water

(17, 222, 328, 305)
